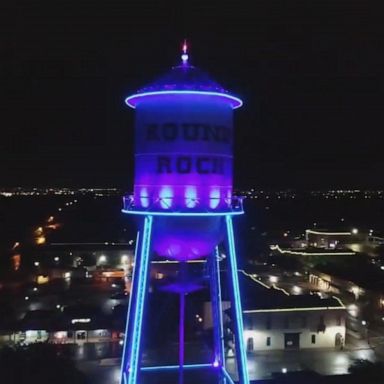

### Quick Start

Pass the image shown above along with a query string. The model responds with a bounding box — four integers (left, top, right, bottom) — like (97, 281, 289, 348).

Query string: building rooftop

(239, 271, 345, 312)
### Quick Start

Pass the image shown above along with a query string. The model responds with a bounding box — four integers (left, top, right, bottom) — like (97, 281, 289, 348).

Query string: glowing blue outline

(210, 246, 225, 368)
(126, 215, 153, 384)
(125, 90, 243, 109)
(119, 214, 248, 384)
(141, 363, 212, 372)
(226, 215, 250, 384)
(222, 367, 236, 384)
(122, 209, 243, 217)
(120, 231, 141, 383)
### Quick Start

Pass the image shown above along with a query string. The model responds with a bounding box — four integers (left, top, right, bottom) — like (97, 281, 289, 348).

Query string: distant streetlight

(269, 276, 278, 284)
(352, 228, 358, 235)
(282, 368, 287, 374)
(361, 320, 369, 344)
(347, 304, 358, 317)
(292, 286, 302, 294)
(34, 261, 40, 267)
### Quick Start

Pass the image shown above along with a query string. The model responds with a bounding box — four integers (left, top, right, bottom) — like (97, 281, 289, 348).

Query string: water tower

(120, 42, 249, 384)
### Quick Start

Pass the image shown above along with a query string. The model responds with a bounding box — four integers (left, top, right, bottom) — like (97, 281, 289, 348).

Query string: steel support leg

(120, 215, 153, 384)
(209, 246, 225, 368)
(225, 215, 249, 384)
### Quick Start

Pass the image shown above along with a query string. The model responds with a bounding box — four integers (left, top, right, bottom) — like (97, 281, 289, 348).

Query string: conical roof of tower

(137, 64, 228, 94)
(125, 48, 242, 109)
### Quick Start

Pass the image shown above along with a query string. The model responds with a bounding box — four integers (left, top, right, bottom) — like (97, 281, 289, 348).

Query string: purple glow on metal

(125, 91, 243, 109)
(185, 186, 197, 208)
(160, 281, 203, 293)
(209, 189, 220, 209)
(135, 64, 230, 94)
(151, 216, 222, 260)
(139, 187, 150, 208)
(159, 186, 173, 209)
(213, 360, 219, 368)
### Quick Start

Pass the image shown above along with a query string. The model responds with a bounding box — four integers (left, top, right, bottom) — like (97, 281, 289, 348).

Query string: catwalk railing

(122, 194, 244, 216)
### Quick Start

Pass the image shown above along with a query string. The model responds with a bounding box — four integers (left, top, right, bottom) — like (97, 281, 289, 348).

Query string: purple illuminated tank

(121, 43, 249, 384)
(123, 46, 243, 260)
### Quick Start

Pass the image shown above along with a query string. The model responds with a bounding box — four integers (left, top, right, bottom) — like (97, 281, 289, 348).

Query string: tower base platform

(139, 364, 236, 384)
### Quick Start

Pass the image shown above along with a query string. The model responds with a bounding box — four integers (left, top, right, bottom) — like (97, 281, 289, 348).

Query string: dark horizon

(1, 2, 382, 189)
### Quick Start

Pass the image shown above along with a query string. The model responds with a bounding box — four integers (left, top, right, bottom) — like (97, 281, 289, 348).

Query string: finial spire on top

(181, 39, 189, 65)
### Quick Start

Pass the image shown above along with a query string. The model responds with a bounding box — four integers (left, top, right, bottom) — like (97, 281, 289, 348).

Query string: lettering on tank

(156, 156, 226, 174)
(145, 123, 231, 143)
(145, 123, 231, 175)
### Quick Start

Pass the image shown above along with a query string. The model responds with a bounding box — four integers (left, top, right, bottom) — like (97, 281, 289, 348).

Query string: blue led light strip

(141, 363, 212, 372)
(120, 231, 141, 383)
(225, 215, 250, 384)
(125, 90, 243, 109)
(215, 246, 226, 368)
(222, 368, 236, 384)
(122, 209, 243, 217)
(126, 215, 153, 384)
(209, 246, 225, 368)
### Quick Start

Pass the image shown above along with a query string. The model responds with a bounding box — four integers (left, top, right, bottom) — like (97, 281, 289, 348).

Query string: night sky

(1, 2, 382, 189)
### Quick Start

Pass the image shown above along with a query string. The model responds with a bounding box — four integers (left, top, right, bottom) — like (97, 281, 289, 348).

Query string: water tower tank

(124, 51, 242, 260)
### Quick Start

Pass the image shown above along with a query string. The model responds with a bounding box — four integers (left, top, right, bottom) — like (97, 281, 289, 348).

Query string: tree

(0, 344, 88, 384)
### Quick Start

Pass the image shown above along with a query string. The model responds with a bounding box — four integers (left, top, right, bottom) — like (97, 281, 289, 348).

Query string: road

(77, 347, 377, 383)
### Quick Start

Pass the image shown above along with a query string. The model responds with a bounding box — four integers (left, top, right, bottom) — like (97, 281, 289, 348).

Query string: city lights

(71, 318, 91, 324)
(292, 285, 302, 294)
(269, 276, 278, 284)
(99, 255, 107, 264)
